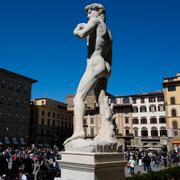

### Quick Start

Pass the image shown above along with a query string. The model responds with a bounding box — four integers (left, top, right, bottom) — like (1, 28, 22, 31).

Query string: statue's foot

(63, 131, 85, 145)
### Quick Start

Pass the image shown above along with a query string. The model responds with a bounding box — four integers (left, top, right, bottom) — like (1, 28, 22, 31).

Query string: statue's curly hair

(85, 3, 105, 20)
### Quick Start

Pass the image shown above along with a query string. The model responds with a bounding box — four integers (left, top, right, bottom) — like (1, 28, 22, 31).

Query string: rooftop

(0, 68, 37, 83)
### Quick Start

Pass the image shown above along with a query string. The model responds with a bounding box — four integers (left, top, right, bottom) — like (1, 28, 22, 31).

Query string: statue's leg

(63, 68, 99, 145)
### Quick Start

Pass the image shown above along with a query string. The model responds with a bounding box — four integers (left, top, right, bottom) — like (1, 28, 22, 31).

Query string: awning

(12, 137, 18, 145)
(20, 138, 26, 145)
(172, 140, 180, 144)
(4, 137, 10, 144)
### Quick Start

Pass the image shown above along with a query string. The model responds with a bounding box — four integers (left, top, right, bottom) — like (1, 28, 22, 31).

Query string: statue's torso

(87, 21, 112, 67)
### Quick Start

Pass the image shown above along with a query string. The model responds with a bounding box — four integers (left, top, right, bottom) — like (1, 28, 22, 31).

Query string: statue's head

(85, 3, 105, 21)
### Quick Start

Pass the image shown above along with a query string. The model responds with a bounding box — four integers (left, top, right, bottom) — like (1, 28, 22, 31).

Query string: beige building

(0, 68, 37, 145)
(163, 73, 180, 148)
(30, 98, 73, 148)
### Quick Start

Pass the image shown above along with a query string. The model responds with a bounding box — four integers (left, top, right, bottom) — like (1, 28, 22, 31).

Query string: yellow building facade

(163, 73, 180, 148)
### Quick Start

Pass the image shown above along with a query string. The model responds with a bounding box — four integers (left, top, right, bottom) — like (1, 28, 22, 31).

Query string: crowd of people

(1, 145, 179, 179)
(125, 148, 180, 176)
(0, 145, 61, 180)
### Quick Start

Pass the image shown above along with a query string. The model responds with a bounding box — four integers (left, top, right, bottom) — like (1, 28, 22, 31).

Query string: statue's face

(87, 9, 99, 19)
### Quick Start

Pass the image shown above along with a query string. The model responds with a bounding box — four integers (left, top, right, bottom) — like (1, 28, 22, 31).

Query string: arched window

(172, 109, 177, 117)
(172, 121, 178, 129)
(149, 105, 156, 112)
(140, 106, 147, 112)
(170, 97, 176, 105)
(151, 127, 158, 136)
(160, 126, 167, 136)
(158, 105, 165, 111)
(141, 127, 148, 137)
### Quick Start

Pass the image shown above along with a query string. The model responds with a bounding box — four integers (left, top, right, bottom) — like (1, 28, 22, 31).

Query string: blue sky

(0, 0, 180, 102)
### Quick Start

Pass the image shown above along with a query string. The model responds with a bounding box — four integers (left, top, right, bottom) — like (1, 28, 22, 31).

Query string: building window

(141, 118, 147, 124)
(174, 131, 178, 136)
(16, 85, 21, 93)
(132, 118, 139, 124)
(84, 118, 87, 125)
(47, 119, 50, 126)
(134, 128, 138, 137)
(170, 97, 176, 105)
(1, 81, 6, 89)
(125, 117, 129, 124)
(149, 105, 156, 112)
(48, 112, 50, 117)
(140, 106, 146, 112)
(8, 98, 12, 106)
(47, 130, 49, 136)
(84, 127, 87, 136)
(132, 98, 136, 104)
(41, 118, 44, 125)
(172, 109, 177, 117)
(133, 106, 138, 113)
(16, 100, 20, 107)
(160, 127, 167, 136)
(61, 121, 64, 127)
(150, 117, 157, 124)
(141, 128, 148, 137)
(123, 97, 129, 104)
(41, 101, 45, 105)
(125, 129, 129, 136)
(41, 129, 44, 136)
(151, 127, 158, 136)
(90, 118, 94, 124)
(168, 85, 176, 91)
(159, 117, 166, 123)
(149, 97, 156, 102)
(158, 105, 165, 111)
(90, 127, 94, 137)
(53, 113, 56, 118)
(172, 121, 178, 129)
(141, 98, 145, 103)
(9, 83, 13, 91)
(0, 96, 5, 104)
(157, 96, 164, 102)
(53, 120, 55, 126)
(42, 110, 45, 116)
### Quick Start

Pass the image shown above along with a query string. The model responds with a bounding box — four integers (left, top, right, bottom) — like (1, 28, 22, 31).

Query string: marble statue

(64, 3, 119, 151)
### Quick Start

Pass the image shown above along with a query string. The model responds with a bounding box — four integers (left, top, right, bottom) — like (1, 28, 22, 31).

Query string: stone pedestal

(60, 151, 126, 180)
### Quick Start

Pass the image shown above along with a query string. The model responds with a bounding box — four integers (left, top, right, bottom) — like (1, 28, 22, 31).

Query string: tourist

(128, 156, 136, 176)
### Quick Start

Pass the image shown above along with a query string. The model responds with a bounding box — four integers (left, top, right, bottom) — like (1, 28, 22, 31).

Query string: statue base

(60, 151, 126, 180)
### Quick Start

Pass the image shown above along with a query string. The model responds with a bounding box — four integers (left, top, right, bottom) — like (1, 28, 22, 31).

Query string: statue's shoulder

(97, 21, 108, 35)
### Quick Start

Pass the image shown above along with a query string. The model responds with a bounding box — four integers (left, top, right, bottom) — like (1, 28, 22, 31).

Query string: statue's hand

(73, 23, 86, 35)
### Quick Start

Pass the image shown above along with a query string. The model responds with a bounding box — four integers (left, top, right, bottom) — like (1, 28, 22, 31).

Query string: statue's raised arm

(74, 18, 100, 38)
